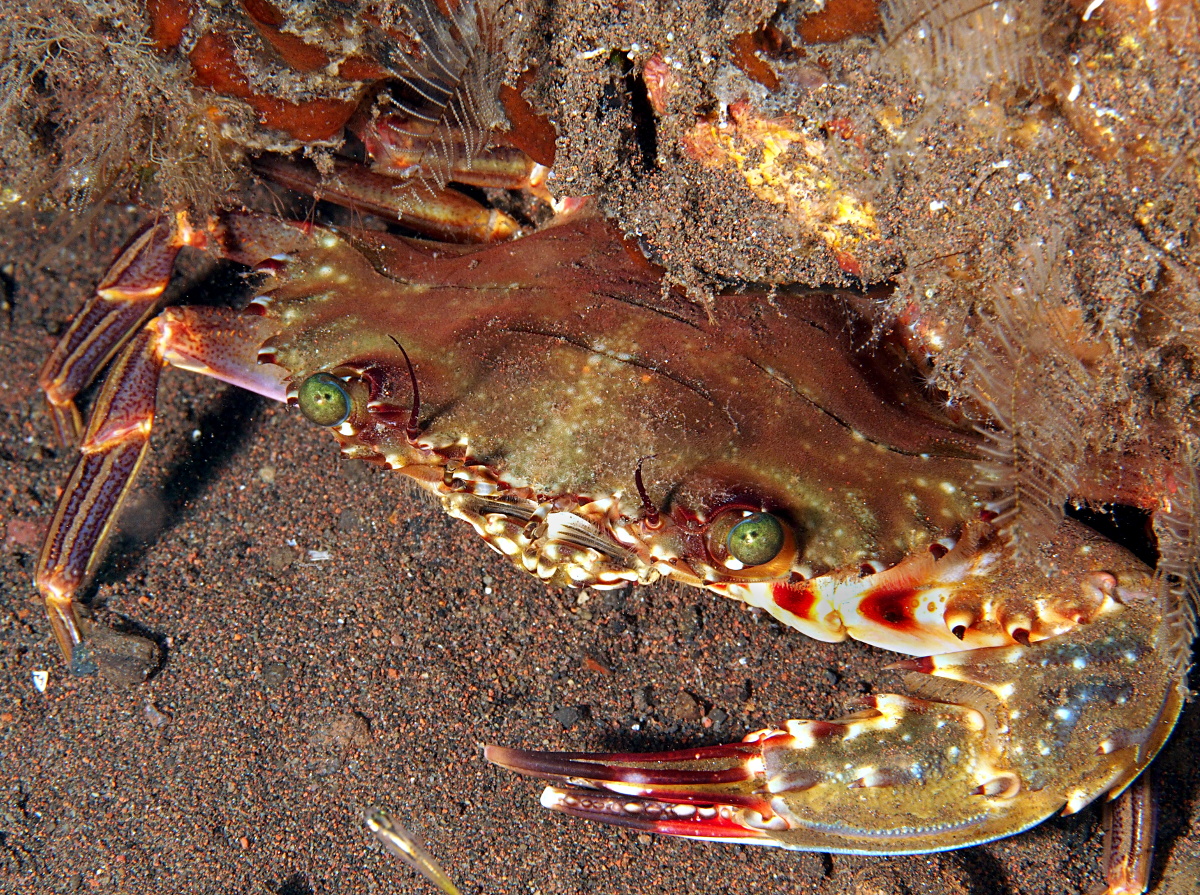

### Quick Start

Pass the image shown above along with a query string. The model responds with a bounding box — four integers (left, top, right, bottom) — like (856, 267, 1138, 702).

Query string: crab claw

(487, 519, 1189, 860)
(486, 539, 1184, 856)
(483, 742, 782, 843)
(487, 702, 1013, 853)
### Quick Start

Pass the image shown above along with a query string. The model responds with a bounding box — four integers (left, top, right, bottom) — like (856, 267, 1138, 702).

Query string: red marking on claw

(858, 585, 922, 633)
(772, 579, 818, 620)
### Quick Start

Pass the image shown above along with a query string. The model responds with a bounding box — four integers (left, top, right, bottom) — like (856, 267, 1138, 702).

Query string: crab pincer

(488, 517, 1190, 867)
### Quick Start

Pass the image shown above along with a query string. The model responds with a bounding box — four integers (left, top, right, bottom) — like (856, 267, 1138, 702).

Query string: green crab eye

(726, 512, 785, 566)
(298, 373, 351, 427)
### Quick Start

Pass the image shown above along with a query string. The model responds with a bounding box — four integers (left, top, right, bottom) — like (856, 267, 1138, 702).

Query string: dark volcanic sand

(0, 205, 1198, 895)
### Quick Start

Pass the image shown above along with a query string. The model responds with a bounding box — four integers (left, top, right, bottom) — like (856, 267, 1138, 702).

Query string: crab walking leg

(1099, 772, 1156, 895)
(487, 520, 1188, 855)
(253, 156, 520, 243)
(36, 306, 286, 662)
(37, 214, 207, 445)
(357, 114, 552, 198)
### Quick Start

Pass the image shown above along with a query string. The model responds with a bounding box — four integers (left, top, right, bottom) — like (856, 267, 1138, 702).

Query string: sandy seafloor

(0, 199, 1197, 895)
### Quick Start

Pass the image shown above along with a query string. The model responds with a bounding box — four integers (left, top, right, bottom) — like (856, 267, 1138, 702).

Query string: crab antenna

(389, 335, 422, 441)
(635, 455, 661, 528)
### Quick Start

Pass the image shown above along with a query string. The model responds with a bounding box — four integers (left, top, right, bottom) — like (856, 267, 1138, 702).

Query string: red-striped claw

(485, 743, 778, 843)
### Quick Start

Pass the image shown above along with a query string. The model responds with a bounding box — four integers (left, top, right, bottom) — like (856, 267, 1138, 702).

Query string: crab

(31, 185, 1196, 891)
(13, 0, 1199, 892)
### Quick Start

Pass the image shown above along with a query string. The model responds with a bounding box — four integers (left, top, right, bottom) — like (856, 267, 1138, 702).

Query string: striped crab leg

(36, 303, 287, 664)
(355, 114, 552, 198)
(34, 213, 302, 665)
(253, 156, 522, 244)
(37, 213, 207, 445)
(486, 518, 1189, 857)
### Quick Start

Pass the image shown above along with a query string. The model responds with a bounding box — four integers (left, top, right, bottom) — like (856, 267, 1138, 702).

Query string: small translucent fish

(363, 807, 463, 895)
